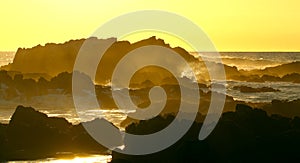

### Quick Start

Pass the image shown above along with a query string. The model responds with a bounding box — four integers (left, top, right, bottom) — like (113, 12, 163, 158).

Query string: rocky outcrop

(250, 61, 300, 77)
(1, 103, 300, 161)
(2, 38, 116, 77)
(232, 73, 300, 83)
(263, 99, 300, 118)
(1, 37, 201, 85)
(233, 86, 280, 93)
(2, 37, 300, 85)
(0, 105, 109, 161)
(112, 104, 300, 162)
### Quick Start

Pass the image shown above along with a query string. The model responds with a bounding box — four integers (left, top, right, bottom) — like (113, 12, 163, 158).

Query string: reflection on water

(7, 155, 111, 163)
(42, 109, 128, 130)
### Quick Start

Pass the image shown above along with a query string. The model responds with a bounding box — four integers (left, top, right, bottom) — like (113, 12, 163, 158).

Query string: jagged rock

(233, 86, 279, 93)
(112, 103, 300, 162)
(263, 99, 300, 118)
(0, 105, 109, 160)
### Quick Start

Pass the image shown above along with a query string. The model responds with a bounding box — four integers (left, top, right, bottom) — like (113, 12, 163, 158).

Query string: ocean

(1, 51, 300, 162)
(197, 52, 300, 70)
(0, 52, 300, 124)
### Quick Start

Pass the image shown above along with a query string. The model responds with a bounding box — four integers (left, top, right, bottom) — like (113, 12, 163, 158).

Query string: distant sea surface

(197, 52, 300, 70)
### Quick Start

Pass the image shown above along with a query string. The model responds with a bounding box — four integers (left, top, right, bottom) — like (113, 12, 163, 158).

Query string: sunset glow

(0, 0, 300, 51)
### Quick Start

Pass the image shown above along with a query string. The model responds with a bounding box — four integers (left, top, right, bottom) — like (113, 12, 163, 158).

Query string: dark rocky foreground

(0, 105, 109, 161)
(112, 104, 300, 163)
(1, 103, 300, 162)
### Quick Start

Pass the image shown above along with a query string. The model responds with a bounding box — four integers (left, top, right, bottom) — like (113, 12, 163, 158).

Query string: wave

(193, 52, 300, 71)
(202, 57, 285, 70)
(195, 52, 300, 62)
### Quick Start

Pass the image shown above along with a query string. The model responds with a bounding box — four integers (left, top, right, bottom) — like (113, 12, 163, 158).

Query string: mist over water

(0, 52, 15, 67)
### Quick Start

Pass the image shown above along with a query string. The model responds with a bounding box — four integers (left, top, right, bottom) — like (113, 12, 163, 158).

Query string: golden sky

(0, 0, 299, 51)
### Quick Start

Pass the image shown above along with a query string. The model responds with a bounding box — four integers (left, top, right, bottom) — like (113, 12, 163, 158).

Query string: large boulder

(2, 105, 108, 160)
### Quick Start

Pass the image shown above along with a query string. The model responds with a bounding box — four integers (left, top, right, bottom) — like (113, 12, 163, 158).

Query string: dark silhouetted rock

(233, 86, 279, 93)
(0, 105, 108, 161)
(112, 103, 300, 162)
(282, 73, 300, 83)
(263, 99, 300, 118)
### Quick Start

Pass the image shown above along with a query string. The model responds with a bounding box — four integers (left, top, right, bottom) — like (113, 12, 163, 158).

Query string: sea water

(0, 52, 300, 123)
(1, 51, 300, 162)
